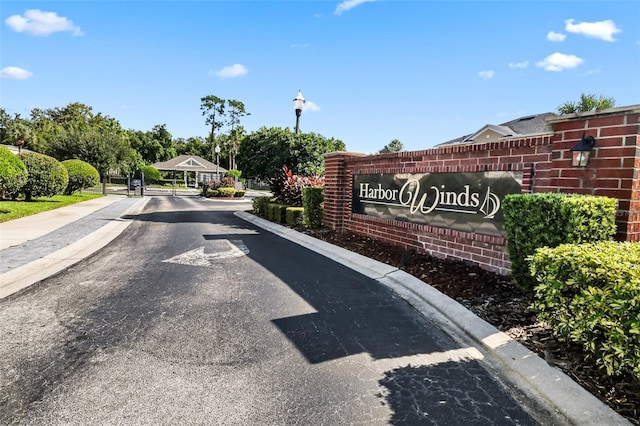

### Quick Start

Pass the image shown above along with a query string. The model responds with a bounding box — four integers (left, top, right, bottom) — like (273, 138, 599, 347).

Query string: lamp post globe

(293, 90, 305, 134)
(214, 145, 221, 180)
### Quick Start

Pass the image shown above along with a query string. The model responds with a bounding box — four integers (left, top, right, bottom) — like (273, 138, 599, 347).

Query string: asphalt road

(0, 196, 537, 425)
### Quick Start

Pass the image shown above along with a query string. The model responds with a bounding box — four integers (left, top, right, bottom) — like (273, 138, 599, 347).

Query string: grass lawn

(0, 193, 104, 223)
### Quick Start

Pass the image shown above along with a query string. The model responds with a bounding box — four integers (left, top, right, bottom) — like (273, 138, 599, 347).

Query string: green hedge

(530, 242, 640, 379)
(218, 187, 236, 197)
(19, 152, 69, 201)
(286, 207, 305, 227)
(253, 196, 271, 217)
(159, 178, 186, 186)
(62, 159, 100, 195)
(267, 203, 288, 223)
(503, 193, 617, 292)
(203, 188, 244, 198)
(0, 145, 28, 196)
(302, 187, 324, 229)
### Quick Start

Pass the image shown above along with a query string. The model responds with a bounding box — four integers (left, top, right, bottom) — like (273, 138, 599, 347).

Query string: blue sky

(1, 1, 639, 153)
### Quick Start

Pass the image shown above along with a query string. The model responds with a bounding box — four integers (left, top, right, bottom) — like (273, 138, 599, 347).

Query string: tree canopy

(378, 139, 404, 154)
(557, 93, 616, 115)
(0, 110, 37, 154)
(47, 126, 132, 177)
(237, 127, 345, 181)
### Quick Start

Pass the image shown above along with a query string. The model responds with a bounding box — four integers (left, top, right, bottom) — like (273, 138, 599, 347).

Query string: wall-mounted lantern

(571, 135, 596, 167)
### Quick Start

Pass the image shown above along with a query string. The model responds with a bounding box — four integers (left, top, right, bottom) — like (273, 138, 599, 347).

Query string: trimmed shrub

(286, 207, 305, 227)
(233, 190, 245, 198)
(267, 203, 288, 223)
(503, 193, 617, 292)
(0, 145, 28, 197)
(217, 187, 236, 197)
(207, 177, 236, 190)
(61, 159, 100, 195)
(530, 242, 640, 379)
(141, 165, 162, 183)
(253, 196, 271, 217)
(302, 187, 324, 229)
(206, 189, 220, 198)
(19, 152, 69, 201)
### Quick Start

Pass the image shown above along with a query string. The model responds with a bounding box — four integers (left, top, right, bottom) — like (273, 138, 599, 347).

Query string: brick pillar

(626, 155, 640, 242)
(547, 106, 640, 241)
(323, 152, 365, 231)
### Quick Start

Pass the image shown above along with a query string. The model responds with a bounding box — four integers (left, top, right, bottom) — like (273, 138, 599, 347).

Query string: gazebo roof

(151, 155, 227, 173)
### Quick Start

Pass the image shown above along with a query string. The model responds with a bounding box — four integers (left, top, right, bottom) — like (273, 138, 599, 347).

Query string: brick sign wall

(324, 105, 640, 275)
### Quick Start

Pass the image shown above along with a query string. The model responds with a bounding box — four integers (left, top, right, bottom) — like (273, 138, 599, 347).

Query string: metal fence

(81, 175, 137, 196)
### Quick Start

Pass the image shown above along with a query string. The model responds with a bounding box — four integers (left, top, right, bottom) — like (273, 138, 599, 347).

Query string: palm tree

(557, 93, 616, 115)
(5, 116, 36, 154)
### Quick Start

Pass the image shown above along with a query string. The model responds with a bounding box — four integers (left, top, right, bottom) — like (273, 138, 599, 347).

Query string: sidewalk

(0, 195, 630, 424)
(0, 195, 149, 298)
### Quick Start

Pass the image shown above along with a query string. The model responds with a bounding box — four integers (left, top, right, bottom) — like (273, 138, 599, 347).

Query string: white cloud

(535, 52, 584, 71)
(303, 100, 320, 112)
(508, 61, 529, 69)
(565, 19, 621, 42)
(547, 31, 566, 42)
(0, 66, 33, 80)
(335, 0, 376, 16)
(5, 9, 83, 36)
(478, 70, 495, 79)
(211, 64, 248, 78)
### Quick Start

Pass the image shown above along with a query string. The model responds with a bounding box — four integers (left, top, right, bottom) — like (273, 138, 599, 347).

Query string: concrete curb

(0, 197, 150, 299)
(234, 211, 630, 426)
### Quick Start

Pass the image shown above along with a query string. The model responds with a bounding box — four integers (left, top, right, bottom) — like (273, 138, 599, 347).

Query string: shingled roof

(437, 112, 557, 146)
(151, 155, 227, 173)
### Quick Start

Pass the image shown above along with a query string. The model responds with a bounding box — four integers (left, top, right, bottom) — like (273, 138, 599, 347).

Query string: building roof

(436, 112, 557, 147)
(151, 155, 227, 173)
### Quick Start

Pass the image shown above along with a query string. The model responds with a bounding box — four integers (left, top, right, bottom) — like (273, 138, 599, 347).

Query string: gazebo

(151, 155, 227, 187)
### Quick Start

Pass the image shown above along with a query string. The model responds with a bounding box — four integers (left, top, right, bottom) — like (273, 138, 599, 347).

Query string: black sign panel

(352, 171, 522, 237)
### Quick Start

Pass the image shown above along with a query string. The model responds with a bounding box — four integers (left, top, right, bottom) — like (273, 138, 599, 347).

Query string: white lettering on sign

(359, 183, 399, 201)
(360, 179, 501, 219)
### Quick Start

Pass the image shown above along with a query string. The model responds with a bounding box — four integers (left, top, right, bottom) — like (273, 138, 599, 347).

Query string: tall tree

(175, 136, 209, 158)
(2, 113, 37, 154)
(237, 127, 345, 181)
(226, 100, 250, 170)
(47, 126, 131, 178)
(150, 124, 176, 162)
(557, 93, 616, 115)
(378, 139, 404, 154)
(200, 95, 226, 162)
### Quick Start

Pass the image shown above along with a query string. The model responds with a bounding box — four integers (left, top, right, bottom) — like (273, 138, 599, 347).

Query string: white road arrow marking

(162, 240, 249, 266)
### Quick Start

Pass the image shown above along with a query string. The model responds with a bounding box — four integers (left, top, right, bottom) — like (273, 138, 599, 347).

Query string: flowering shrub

(270, 166, 324, 207)
(206, 177, 236, 190)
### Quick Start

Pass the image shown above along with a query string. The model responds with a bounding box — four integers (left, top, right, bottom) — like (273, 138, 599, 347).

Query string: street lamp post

(293, 90, 305, 134)
(214, 145, 221, 181)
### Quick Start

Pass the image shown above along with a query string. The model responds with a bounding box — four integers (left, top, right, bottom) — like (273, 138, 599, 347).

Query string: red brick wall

(324, 106, 640, 275)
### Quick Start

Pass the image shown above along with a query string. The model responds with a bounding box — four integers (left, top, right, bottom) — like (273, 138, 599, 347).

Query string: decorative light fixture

(293, 90, 305, 134)
(214, 145, 221, 180)
(571, 135, 596, 167)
